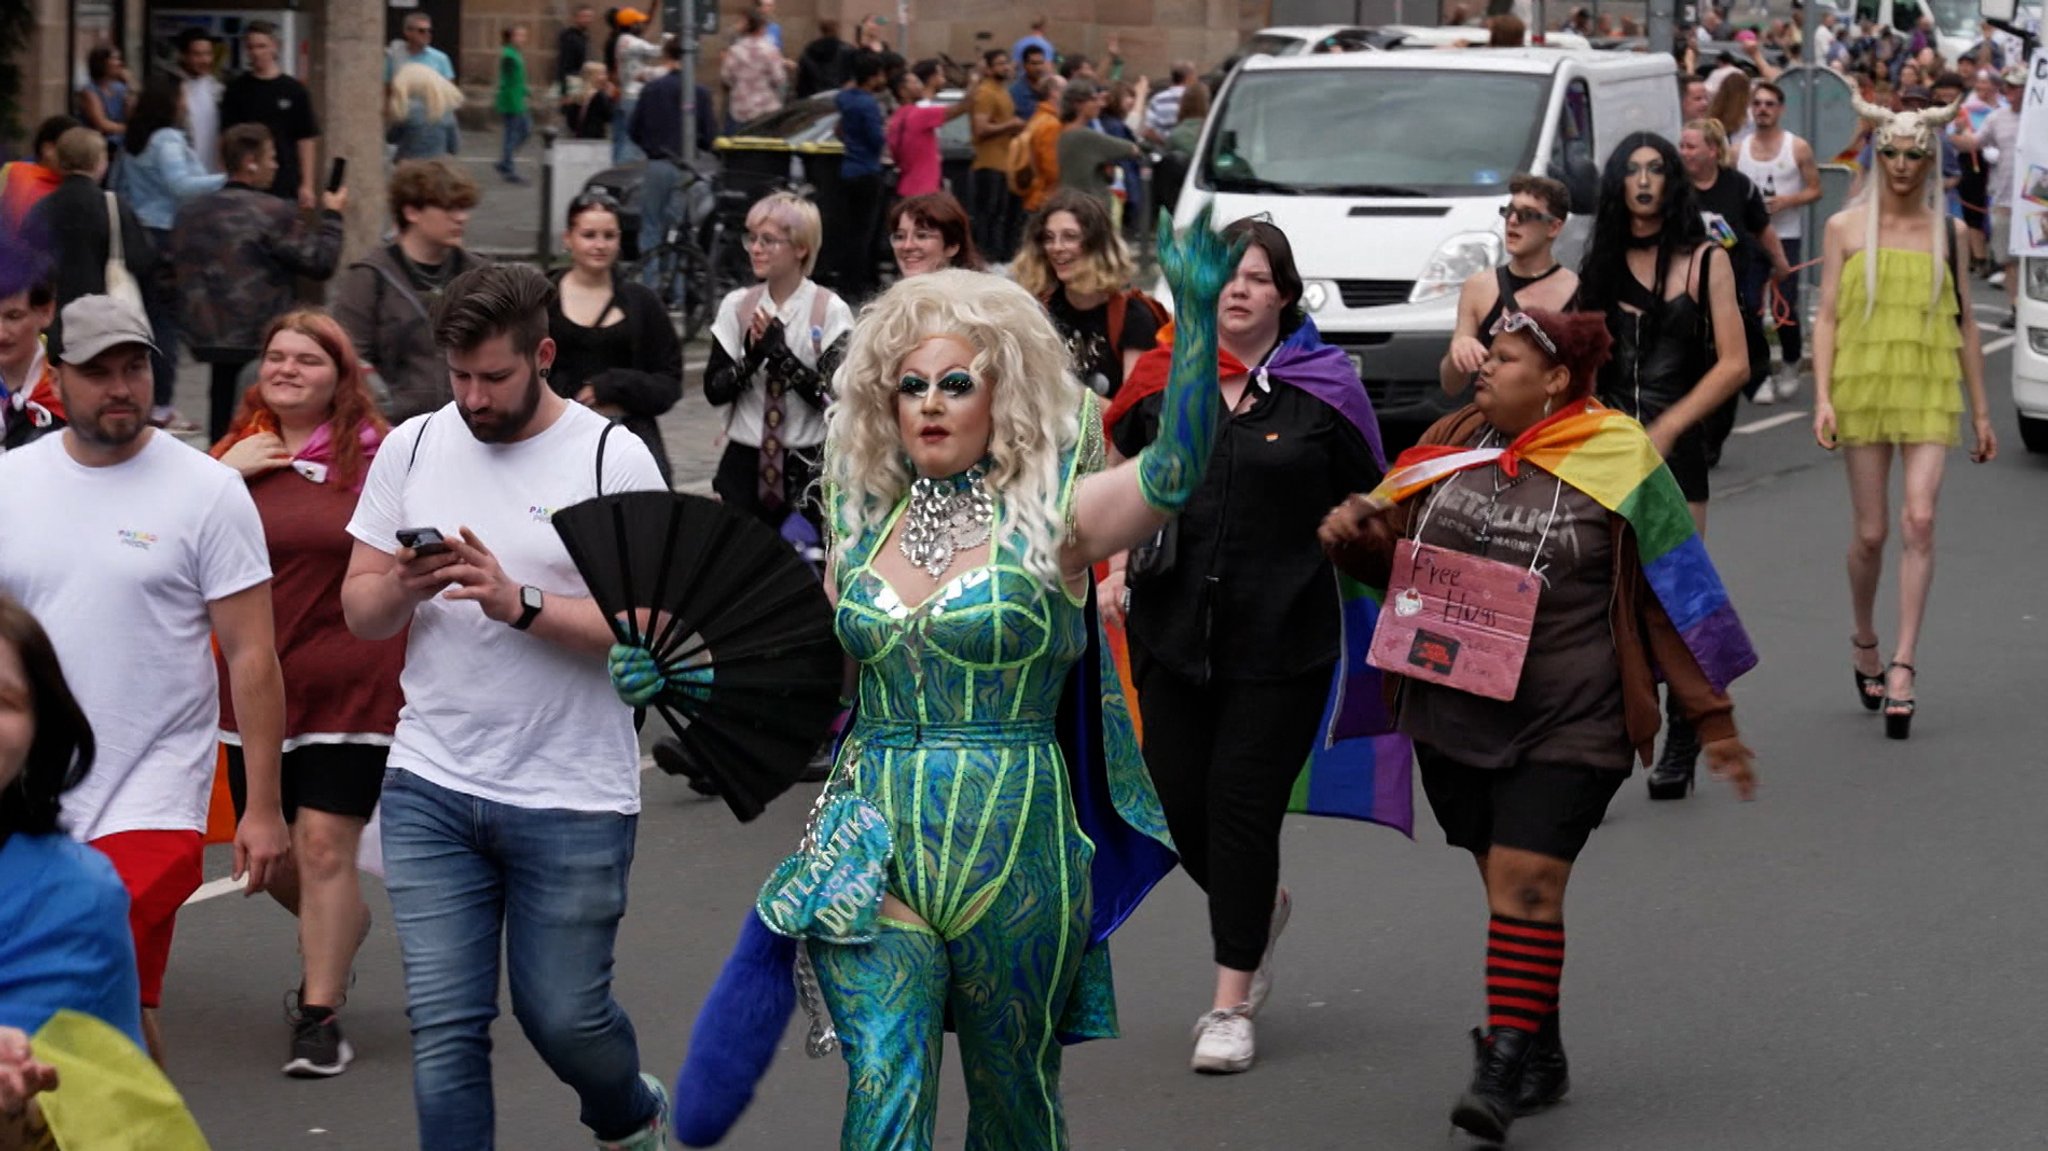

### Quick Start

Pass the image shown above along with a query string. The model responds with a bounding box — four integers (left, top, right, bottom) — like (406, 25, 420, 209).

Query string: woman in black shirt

(546, 191, 682, 480)
(1012, 188, 1160, 397)
(1103, 219, 1383, 1076)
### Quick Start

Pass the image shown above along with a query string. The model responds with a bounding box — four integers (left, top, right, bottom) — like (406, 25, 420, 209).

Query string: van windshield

(1199, 69, 1549, 197)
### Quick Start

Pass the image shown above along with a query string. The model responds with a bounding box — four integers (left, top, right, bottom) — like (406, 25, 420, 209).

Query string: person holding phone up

(166, 123, 346, 441)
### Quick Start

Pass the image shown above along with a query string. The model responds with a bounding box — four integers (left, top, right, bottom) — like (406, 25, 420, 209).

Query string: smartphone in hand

(396, 527, 450, 557)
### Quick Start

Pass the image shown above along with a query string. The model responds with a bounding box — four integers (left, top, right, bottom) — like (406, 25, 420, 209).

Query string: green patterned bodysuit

(814, 435, 1148, 1151)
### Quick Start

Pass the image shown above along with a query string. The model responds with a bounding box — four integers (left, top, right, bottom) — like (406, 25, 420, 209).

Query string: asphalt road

(153, 309, 2048, 1150)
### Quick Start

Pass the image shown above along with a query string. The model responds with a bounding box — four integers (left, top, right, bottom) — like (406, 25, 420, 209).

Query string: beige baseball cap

(58, 294, 159, 365)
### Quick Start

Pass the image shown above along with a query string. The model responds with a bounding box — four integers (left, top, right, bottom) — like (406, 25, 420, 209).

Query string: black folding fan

(552, 491, 844, 822)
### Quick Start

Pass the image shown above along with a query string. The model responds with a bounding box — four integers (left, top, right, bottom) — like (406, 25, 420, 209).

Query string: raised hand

(1154, 205, 1243, 317)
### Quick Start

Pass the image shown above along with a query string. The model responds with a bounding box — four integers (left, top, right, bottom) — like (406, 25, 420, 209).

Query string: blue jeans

(637, 158, 683, 288)
(498, 112, 532, 172)
(142, 226, 179, 409)
(378, 768, 656, 1149)
(612, 99, 645, 165)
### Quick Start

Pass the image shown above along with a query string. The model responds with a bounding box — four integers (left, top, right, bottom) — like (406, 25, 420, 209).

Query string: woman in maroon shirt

(211, 310, 406, 1080)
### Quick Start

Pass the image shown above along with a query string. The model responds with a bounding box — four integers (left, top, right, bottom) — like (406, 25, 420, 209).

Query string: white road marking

(1982, 335, 2016, 356)
(1733, 410, 1810, 435)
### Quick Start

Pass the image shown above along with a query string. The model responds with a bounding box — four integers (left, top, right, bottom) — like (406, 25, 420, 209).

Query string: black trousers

(1134, 655, 1334, 972)
(834, 172, 883, 303)
(968, 168, 1016, 262)
(209, 357, 256, 444)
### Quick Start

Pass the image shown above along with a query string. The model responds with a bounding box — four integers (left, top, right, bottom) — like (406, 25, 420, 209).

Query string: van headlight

(2027, 258, 2048, 302)
(1301, 282, 1330, 313)
(1411, 233, 1503, 304)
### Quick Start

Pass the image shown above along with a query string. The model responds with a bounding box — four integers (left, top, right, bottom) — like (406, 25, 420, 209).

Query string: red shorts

(89, 830, 204, 1009)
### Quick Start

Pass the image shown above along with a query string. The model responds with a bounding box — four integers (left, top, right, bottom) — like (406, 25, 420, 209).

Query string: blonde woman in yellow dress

(1811, 96, 1997, 741)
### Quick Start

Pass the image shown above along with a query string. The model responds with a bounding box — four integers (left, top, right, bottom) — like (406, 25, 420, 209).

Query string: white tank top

(1737, 131, 1807, 241)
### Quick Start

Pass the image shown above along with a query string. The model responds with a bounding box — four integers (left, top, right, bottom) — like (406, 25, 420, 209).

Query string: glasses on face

(1490, 310, 1559, 357)
(743, 231, 790, 251)
(1878, 145, 1930, 162)
(1499, 205, 1557, 226)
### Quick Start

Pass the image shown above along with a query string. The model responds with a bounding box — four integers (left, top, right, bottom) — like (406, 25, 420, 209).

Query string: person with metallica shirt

(1571, 132, 1748, 799)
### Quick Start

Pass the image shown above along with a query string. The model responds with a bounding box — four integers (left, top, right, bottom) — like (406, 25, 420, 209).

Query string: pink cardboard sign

(1368, 539, 1540, 702)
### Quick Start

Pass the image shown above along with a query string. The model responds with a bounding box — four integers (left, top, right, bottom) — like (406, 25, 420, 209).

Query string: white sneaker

(1246, 887, 1292, 1016)
(1190, 1004, 1255, 1074)
(1752, 378, 1778, 405)
(1990, 269, 2008, 288)
(1773, 362, 1802, 401)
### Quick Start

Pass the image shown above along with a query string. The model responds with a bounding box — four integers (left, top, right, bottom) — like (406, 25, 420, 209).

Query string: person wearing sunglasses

(1440, 173, 1580, 397)
(546, 192, 681, 482)
(1734, 80, 1821, 403)
(703, 191, 852, 534)
(1572, 132, 1749, 797)
(1319, 306, 1756, 1146)
(1812, 96, 1996, 742)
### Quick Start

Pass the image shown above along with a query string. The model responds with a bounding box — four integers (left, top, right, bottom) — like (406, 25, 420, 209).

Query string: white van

(2009, 260, 2048, 453)
(1167, 47, 1680, 434)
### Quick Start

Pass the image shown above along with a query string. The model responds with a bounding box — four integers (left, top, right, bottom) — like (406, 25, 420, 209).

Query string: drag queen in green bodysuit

(811, 213, 1238, 1149)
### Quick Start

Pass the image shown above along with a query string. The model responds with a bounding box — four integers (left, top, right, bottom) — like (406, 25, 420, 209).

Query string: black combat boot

(1646, 690, 1699, 800)
(1513, 1011, 1569, 1116)
(1451, 1025, 1534, 1143)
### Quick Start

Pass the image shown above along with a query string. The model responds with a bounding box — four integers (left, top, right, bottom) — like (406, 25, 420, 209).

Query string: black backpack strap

(1495, 264, 1519, 314)
(408, 409, 433, 471)
(594, 419, 622, 494)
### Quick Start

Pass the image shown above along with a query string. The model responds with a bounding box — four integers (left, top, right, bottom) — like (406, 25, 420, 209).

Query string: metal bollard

(538, 126, 559, 261)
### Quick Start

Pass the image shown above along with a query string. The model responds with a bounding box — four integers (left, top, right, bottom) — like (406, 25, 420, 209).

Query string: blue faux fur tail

(671, 910, 800, 1147)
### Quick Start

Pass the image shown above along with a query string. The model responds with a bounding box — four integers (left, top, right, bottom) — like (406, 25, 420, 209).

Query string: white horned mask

(1851, 94, 1962, 154)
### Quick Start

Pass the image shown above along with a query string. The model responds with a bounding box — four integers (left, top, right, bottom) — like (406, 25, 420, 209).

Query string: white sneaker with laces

(1752, 378, 1778, 406)
(1246, 887, 1292, 1016)
(1191, 1004, 1256, 1074)
(1773, 361, 1802, 401)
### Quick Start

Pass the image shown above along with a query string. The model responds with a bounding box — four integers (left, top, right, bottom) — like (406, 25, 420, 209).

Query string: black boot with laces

(1451, 1025, 1534, 1143)
(1514, 1012, 1569, 1116)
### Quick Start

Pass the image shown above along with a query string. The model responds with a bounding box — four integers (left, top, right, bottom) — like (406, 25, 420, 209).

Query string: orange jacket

(1021, 105, 1063, 213)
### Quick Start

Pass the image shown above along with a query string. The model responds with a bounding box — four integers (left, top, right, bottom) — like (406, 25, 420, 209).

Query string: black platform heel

(1646, 692, 1698, 801)
(1852, 637, 1884, 712)
(1883, 662, 1916, 740)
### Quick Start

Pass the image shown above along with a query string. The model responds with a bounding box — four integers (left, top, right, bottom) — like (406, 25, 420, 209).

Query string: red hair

(211, 310, 388, 490)
(1509, 307, 1612, 400)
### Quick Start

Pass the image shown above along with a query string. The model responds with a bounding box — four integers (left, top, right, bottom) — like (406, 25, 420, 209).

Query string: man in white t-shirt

(340, 265, 670, 1151)
(174, 29, 225, 174)
(0, 294, 288, 1064)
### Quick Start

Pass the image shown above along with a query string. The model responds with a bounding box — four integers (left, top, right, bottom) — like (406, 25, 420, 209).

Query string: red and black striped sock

(1485, 914, 1564, 1035)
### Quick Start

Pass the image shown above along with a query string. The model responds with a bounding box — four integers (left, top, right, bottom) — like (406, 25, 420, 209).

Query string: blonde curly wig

(825, 269, 1083, 590)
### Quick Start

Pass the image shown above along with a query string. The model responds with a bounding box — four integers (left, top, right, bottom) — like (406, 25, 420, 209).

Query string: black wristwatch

(511, 585, 544, 631)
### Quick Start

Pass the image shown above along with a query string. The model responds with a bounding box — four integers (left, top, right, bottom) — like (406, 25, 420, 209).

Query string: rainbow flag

(1288, 576, 1413, 836)
(1367, 399, 1758, 693)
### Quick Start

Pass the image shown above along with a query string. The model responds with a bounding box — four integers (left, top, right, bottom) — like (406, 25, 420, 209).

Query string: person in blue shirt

(1012, 16, 1054, 69)
(1011, 44, 1051, 119)
(0, 594, 142, 1053)
(386, 11, 456, 83)
(831, 52, 888, 302)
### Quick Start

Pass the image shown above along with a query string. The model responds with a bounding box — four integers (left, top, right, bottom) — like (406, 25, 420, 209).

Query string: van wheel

(2022, 415, 2048, 454)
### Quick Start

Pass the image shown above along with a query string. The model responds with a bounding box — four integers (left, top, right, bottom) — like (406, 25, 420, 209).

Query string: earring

(1542, 396, 1554, 417)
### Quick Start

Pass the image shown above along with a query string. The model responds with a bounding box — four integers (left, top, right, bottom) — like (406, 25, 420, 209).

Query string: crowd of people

(0, 6, 2006, 1151)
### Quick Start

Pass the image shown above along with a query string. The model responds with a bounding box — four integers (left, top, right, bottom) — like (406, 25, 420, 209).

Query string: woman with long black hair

(1573, 131, 1748, 799)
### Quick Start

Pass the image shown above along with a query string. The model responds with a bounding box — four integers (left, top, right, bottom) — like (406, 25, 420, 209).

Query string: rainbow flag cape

(1366, 399, 1758, 693)
(1101, 577, 1415, 838)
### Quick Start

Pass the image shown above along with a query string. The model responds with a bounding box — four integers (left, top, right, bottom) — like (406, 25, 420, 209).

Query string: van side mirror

(1565, 159, 1600, 215)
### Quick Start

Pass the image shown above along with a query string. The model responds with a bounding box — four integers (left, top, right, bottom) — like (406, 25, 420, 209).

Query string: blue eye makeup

(898, 370, 978, 398)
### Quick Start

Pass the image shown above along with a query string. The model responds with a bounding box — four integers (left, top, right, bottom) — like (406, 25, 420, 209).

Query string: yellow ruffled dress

(1831, 248, 1964, 446)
